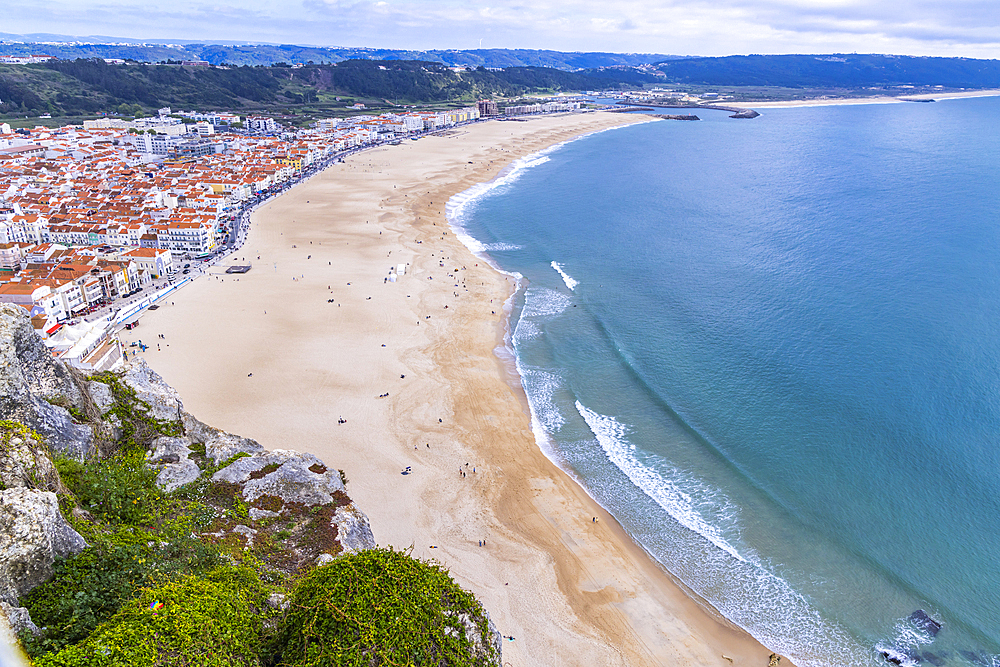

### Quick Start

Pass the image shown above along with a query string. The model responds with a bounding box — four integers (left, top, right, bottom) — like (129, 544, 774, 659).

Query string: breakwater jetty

(616, 101, 760, 119)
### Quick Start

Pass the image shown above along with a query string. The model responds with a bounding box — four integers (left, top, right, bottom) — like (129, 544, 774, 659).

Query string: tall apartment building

(477, 100, 499, 117)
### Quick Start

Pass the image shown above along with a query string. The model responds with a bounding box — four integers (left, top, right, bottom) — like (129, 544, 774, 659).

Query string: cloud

(3, 0, 999, 58)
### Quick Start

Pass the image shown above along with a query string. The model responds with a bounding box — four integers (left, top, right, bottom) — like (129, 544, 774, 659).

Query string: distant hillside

(6, 49, 1000, 121)
(0, 35, 679, 70)
(647, 54, 1000, 89)
(0, 59, 624, 117)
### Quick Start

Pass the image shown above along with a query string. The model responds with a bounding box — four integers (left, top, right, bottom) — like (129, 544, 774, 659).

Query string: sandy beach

(122, 112, 780, 666)
(746, 88, 1000, 108)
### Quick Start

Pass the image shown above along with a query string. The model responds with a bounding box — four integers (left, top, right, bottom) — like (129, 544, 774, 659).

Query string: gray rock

(0, 488, 87, 605)
(0, 307, 92, 458)
(212, 449, 320, 485)
(232, 524, 256, 537)
(332, 504, 375, 554)
(119, 360, 182, 422)
(205, 433, 264, 466)
(249, 507, 278, 521)
(0, 433, 63, 493)
(315, 553, 335, 566)
(210, 451, 275, 484)
(182, 413, 263, 464)
(0, 605, 31, 667)
(147, 436, 201, 492)
(240, 454, 345, 506)
(485, 612, 503, 663)
(0, 305, 83, 408)
(148, 436, 193, 462)
(0, 602, 40, 637)
(156, 460, 200, 493)
(86, 380, 114, 412)
(266, 592, 288, 611)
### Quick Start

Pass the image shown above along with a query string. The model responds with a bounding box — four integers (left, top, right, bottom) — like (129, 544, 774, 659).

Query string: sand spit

(746, 88, 1000, 108)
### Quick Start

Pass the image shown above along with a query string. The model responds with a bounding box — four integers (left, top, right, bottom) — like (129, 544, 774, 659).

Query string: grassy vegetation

(270, 547, 500, 667)
(32, 566, 267, 667)
(20, 522, 223, 657)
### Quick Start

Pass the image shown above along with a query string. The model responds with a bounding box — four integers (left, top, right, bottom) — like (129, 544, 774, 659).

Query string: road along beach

(122, 112, 782, 666)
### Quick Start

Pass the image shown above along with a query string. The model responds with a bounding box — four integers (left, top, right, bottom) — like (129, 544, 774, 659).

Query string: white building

(246, 117, 280, 134)
(189, 122, 214, 137)
(0, 55, 55, 65)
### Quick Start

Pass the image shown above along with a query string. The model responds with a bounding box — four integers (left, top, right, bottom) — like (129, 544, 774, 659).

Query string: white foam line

(551, 261, 578, 290)
(575, 401, 747, 563)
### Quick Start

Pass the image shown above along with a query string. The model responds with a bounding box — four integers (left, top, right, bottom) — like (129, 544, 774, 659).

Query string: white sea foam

(513, 288, 572, 345)
(483, 242, 523, 252)
(512, 317, 541, 341)
(520, 367, 567, 435)
(575, 401, 746, 563)
(511, 353, 569, 463)
(520, 287, 572, 319)
(871, 616, 938, 667)
(444, 152, 552, 250)
(551, 261, 579, 290)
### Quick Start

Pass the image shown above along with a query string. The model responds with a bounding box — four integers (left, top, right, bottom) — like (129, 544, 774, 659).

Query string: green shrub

(20, 527, 223, 656)
(32, 566, 265, 667)
(56, 450, 162, 526)
(271, 547, 500, 667)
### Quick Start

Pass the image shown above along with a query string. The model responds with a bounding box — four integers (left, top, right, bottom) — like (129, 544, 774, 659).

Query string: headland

(122, 112, 782, 666)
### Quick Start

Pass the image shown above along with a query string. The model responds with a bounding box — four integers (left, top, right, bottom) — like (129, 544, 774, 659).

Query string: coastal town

(0, 98, 580, 372)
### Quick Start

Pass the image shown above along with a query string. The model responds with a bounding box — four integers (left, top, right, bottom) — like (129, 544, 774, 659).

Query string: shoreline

(121, 113, 782, 666)
(743, 88, 1000, 108)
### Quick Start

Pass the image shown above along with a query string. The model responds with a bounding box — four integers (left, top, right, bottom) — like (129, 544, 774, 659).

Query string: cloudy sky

(6, 0, 1000, 58)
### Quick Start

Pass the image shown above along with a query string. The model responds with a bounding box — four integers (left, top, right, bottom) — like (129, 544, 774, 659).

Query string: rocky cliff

(0, 303, 500, 666)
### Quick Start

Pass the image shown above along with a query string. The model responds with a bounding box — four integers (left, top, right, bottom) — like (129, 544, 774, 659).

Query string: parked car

(182, 269, 190, 274)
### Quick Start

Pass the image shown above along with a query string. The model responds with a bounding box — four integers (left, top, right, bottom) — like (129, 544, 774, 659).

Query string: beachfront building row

(503, 101, 582, 116)
(0, 244, 170, 320)
(313, 106, 483, 137)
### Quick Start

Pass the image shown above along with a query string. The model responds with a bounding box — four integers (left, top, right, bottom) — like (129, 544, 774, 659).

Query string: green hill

(0, 59, 619, 118)
(0, 37, 679, 69)
(647, 53, 1000, 89)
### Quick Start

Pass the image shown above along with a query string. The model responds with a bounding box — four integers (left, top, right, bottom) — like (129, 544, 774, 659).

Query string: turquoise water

(448, 99, 1000, 667)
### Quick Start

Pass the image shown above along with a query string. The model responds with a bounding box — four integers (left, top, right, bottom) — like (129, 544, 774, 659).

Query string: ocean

(447, 98, 1000, 667)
